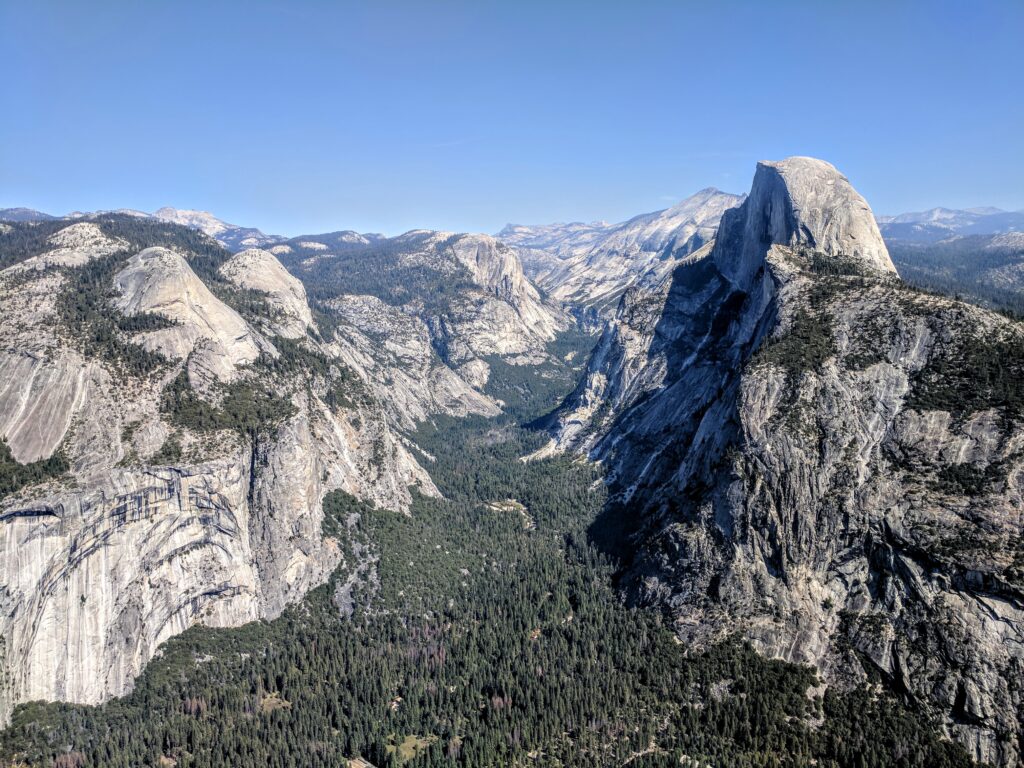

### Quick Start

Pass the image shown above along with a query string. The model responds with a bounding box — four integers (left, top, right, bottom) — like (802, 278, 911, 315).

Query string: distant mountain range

(5, 200, 1024, 321)
(6, 200, 1022, 255)
(877, 206, 1024, 242)
(498, 188, 744, 321)
(0, 207, 56, 222)
(0, 206, 285, 251)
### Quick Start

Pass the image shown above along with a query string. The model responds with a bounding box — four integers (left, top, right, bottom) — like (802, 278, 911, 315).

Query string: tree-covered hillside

(888, 235, 1024, 316)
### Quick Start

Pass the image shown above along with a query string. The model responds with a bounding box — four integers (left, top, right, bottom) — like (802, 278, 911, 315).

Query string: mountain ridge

(536, 156, 1024, 765)
(0, 213, 572, 725)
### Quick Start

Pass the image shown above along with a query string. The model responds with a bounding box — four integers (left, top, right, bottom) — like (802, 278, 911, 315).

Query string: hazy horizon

(6, 190, 1024, 242)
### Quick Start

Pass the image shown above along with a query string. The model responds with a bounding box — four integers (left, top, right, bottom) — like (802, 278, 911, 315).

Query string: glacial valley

(2, 158, 1023, 768)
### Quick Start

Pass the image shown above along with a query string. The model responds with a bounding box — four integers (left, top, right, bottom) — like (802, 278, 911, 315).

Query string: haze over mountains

(877, 206, 1024, 243)
(3, 159, 1024, 766)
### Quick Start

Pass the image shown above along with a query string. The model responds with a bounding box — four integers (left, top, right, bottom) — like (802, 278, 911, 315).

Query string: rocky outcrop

(0, 219, 446, 726)
(530, 243, 710, 459)
(220, 248, 314, 338)
(0, 380, 435, 722)
(448, 233, 564, 338)
(1, 459, 264, 714)
(395, 231, 566, 360)
(326, 294, 499, 430)
(114, 247, 263, 382)
(542, 157, 1024, 765)
(0, 351, 91, 463)
(420, 232, 569, 382)
(712, 157, 895, 285)
(282, 228, 569, 392)
(10, 222, 127, 272)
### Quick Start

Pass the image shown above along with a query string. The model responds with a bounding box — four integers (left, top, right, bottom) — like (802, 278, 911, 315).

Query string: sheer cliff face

(712, 157, 896, 286)
(0, 220, 469, 724)
(542, 157, 1024, 765)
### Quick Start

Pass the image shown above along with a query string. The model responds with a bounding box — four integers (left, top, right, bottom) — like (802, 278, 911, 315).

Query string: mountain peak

(153, 207, 229, 236)
(152, 207, 284, 251)
(713, 156, 896, 284)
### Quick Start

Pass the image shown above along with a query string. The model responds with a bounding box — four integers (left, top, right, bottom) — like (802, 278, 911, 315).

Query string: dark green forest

(0, 440, 67, 502)
(279, 232, 480, 314)
(888, 237, 1024, 317)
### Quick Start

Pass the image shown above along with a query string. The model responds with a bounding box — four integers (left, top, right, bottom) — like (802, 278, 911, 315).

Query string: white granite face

(220, 248, 314, 338)
(535, 157, 1022, 766)
(499, 188, 744, 319)
(712, 156, 896, 286)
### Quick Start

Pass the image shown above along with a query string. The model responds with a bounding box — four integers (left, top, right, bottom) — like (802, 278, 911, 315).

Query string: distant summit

(878, 205, 1024, 242)
(152, 207, 285, 251)
(0, 205, 285, 252)
(0, 207, 55, 222)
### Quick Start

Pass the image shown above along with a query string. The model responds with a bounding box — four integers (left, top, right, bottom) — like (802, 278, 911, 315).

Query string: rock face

(541, 157, 1024, 766)
(0, 218, 451, 725)
(0, 351, 91, 464)
(713, 157, 895, 285)
(2, 460, 264, 710)
(114, 247, 263, 382)
(499, 188, 743, 319)
(326, 294, 500, 430)
(11, 223, 127, 272)
(421, 233, 565, 376)
(220, 248, 314, 338)
(281, 229, 569, 391)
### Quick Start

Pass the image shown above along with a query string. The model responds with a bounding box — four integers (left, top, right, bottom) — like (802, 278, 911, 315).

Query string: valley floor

(0, 359, 982, 768)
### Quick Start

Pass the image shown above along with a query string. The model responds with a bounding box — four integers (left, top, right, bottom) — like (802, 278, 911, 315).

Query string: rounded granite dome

(713, 156, 897, 284)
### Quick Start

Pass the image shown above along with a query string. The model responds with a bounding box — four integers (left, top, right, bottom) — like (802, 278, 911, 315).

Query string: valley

(1, 157, 1022, 767)
(0, 410, 978, 768)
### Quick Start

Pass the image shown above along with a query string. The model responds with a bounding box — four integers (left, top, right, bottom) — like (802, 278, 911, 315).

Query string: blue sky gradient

(2, 1, 1021, 235)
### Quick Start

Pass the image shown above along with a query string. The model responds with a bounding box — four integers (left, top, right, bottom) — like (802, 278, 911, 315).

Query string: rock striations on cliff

(0, 215, 504, 725)
(538, 156, 1024, 766)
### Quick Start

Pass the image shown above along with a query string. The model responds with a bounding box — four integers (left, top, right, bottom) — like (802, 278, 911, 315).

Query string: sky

(2, 1, 1022, 237)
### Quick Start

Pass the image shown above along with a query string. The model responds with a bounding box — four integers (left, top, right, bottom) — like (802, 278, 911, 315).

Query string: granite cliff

(538, 157, 1024, 765)
(0, 218, 469, 724)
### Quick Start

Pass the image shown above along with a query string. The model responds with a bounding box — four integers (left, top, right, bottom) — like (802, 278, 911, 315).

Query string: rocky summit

(539, 156, 1024, 765)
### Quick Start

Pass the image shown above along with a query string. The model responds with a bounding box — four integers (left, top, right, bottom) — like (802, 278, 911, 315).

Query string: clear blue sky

(2, 1, 1021, 236)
